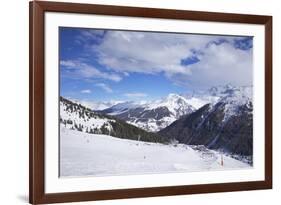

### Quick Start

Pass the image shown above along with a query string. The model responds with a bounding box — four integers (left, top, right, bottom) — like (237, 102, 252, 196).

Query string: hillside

(60, 97, 168, 143)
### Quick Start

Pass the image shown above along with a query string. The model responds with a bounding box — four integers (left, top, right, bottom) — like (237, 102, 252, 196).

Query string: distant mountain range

(101, 93, 195, 132)
(60, 84, 253, 161)
(100, 84, 252, 133)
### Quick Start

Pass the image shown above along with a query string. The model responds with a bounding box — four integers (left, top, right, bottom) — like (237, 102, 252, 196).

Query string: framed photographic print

(29, 1, 272, 204)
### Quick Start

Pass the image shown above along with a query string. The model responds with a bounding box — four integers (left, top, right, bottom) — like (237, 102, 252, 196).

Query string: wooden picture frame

(29, 1, 272, 204)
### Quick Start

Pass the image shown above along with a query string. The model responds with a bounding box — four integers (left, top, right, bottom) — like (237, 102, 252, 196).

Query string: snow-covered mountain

(102, 94, 195, 132)
(159, 85, 253, 161)
(146, 94, 195, 118)
(60, 97, 168, 143)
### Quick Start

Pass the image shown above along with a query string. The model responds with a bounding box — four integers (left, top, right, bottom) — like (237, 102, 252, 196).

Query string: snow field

(60, 127, 250, 177)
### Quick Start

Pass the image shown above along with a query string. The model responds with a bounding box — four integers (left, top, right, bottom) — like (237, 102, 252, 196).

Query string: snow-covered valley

(60, 127, 251, 177)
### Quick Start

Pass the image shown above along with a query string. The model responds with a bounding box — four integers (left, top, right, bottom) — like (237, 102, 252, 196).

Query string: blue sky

(59, 27, 253, 102)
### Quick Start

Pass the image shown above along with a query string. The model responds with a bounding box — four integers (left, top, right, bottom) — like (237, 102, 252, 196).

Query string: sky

(59, 27, 253, 102)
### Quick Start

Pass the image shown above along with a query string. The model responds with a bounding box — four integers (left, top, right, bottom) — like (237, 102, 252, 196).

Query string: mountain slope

(102, 94, 195, 132)
(60, 127, 250, 177)
(60, 97, 168, 143)
(159, 86, 253, 158)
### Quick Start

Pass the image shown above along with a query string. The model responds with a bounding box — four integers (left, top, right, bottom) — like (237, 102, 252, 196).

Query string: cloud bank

(60, 60, 122, 82)
(61, 29, 253, 89)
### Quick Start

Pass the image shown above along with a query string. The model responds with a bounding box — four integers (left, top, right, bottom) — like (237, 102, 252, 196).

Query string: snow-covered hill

(60, 127, 251, 177)
(60, 97, 115, 133)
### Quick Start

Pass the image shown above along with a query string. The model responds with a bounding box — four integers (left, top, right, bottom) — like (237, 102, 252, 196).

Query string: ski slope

(60, 127, 251, 177)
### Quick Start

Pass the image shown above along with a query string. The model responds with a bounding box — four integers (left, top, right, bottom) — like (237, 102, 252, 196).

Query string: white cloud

(87, 30, 252, 88)
(95, 83, 113, 93)
(60, 60, 122, 82)
(124, 92, 148, 98)
(183, 42, 253, 88)
(81, 89, 91, 94)
(94, 31, 212, 76)
(60, 60, 76, 67)
(75, 29, 106, 45)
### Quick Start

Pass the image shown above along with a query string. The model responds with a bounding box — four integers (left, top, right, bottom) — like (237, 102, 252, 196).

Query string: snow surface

(60, 127, 251, 177)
